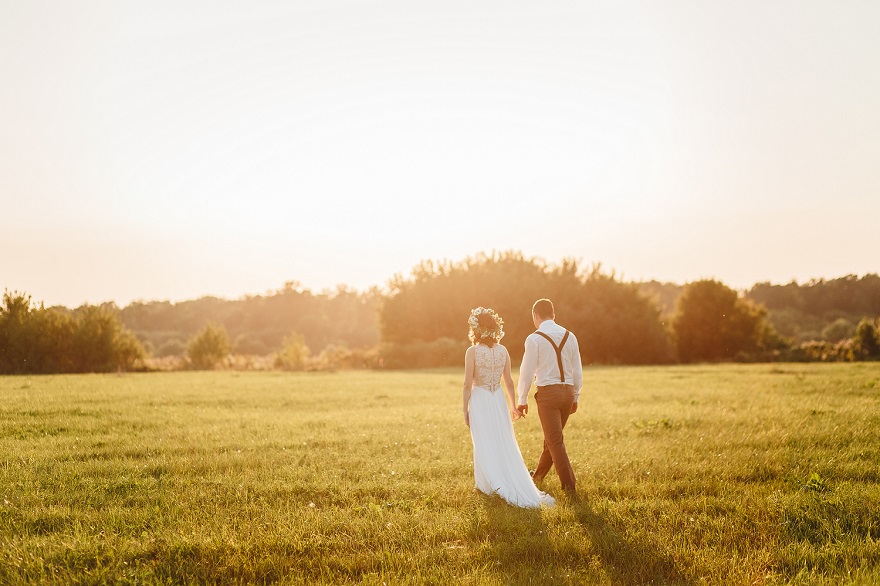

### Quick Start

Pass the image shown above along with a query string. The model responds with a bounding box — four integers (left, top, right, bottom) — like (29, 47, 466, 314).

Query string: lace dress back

(472, 344, 505, 392)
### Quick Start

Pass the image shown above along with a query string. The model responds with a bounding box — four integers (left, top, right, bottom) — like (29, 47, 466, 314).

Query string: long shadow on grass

(474, 492, 694, 585)
(474, 493, 558, 585)
(571, 499, 695, 586)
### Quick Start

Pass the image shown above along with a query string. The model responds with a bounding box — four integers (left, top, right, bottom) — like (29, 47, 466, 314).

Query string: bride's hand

(464, 412, 470, 428)
(510, 408, 522, 421)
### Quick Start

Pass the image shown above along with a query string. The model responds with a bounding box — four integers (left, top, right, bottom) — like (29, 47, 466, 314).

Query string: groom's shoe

(530, 470, 544, 484)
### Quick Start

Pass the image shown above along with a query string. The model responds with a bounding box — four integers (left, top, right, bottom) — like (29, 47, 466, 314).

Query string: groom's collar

(538, 319, 559, 332)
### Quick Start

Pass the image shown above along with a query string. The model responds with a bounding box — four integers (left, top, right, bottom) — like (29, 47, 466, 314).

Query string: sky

(2, 1, 878, 308)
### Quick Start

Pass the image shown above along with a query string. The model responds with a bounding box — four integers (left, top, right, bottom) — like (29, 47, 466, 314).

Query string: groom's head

(532, 298, 555, 328)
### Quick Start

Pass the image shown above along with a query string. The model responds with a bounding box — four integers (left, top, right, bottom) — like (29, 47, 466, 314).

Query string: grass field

(1, 364, 879, 585)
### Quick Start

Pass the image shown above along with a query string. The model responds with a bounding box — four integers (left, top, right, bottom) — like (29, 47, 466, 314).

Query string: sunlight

(1, 1, 878, 306)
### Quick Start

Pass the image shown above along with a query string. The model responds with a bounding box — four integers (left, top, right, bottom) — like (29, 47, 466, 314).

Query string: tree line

(0, 291, 144, 374)
(379, 253, 672, 366)
(640, 274, 880, 346)
(118, 282, 381, 358)
(2, 254, 878, 373)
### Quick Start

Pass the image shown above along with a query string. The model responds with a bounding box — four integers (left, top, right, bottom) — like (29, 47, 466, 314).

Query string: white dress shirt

(516, 319, 583, 405)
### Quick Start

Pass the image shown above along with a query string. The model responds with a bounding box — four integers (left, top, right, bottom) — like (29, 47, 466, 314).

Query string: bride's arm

(501, 347, 520, 420)
(462, 346, 475, 427)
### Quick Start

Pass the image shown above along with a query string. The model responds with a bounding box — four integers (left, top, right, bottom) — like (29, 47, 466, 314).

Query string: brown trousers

(533, 384, 576, 490)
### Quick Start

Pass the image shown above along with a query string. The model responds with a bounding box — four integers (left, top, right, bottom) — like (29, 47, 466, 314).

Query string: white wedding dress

(469, 344, 555, 508)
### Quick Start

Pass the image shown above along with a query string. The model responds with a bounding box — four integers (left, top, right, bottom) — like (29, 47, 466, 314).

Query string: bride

(462, 307, 555, 508)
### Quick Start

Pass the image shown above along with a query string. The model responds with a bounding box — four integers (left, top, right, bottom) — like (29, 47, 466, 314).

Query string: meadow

(1, 364, 879, 585)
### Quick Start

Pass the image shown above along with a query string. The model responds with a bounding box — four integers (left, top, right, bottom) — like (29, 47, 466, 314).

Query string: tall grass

(1, 364, 879, 584)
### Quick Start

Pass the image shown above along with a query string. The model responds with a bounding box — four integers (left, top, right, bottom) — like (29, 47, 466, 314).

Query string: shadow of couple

(473, 491, 695, 585)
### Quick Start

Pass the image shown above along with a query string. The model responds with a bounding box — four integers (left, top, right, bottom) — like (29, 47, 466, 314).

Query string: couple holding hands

(462, 298, 582, 508)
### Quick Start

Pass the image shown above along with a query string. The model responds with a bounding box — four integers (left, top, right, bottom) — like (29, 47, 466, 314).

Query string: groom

(516, 298, 583, 492)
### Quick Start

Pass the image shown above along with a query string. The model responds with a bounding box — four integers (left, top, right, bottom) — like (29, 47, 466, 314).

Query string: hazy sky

(2, 1, 878, 307)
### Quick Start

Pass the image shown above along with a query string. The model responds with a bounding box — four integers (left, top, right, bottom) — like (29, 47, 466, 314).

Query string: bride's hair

(475, 313, 497, 347)
(467, 307, 505, 347)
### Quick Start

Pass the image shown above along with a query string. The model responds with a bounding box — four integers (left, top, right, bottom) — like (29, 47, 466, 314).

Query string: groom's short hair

(532, 298, 555, 320)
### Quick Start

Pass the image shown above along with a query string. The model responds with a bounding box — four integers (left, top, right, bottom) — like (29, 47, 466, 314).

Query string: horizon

(3, 2, 879, 309)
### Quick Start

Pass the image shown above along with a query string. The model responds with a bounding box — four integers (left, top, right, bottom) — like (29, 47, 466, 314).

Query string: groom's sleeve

(571, 335, 583, 403)
(517, 336, 538, 406)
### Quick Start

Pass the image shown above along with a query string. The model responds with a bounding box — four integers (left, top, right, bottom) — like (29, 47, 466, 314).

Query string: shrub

(786, 340, 853, 363)
(72, 306, 139, 372)
(274, 332, 310, 371)
(316, 343, 353, 370)
(187, 323, 231, 370)
(822, 318, 855, 342)
(379, 337, 469, 369)
(348, 346, 381, 369)
(852, 318, 880, 361)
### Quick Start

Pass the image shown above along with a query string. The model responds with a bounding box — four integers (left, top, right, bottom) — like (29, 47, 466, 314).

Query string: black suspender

(534, 330, 570, 384)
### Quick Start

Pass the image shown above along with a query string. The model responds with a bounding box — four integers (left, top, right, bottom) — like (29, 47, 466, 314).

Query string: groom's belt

(536, 383, 574, 392)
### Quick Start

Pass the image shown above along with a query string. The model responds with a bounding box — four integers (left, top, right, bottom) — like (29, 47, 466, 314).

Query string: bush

(852, 318, 880, 361)
(316, 343, 353, 370)
(72, 306, 147, 372)
(785, 340, 853, 363)
(187, 323, 231, 370)
(822, 318, 855, 342)
(274, 333, 310, 371)
(348, 346, 382, 369)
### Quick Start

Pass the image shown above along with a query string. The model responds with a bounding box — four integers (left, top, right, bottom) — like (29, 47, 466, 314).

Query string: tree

(118, 284, 380, 358)
(112, 328, 147, 371)
(0, 290, 144, 373)
(0, 291, 40, 374)
(673, 280, 776, 363)
(852, 318, 880, 361)
(746, 274, 880, 346)
(187, 323, 231, 369)
(72, 306, 130, 372)
(379, 252, 672, 365)
(574, 268, 673, 364)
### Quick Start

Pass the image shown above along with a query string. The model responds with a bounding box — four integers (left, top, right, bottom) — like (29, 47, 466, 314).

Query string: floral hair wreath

(468, 307, 505, 344)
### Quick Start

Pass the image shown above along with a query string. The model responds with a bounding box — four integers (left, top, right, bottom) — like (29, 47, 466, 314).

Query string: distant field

(1, 364, 879, 585)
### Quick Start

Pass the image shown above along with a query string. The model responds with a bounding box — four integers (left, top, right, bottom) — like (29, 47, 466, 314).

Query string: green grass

(1, 364, 879, 585)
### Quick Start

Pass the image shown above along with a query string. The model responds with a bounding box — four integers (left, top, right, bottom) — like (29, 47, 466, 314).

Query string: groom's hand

(516, 404, 528, 416)
(570, 402, 578, 414)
